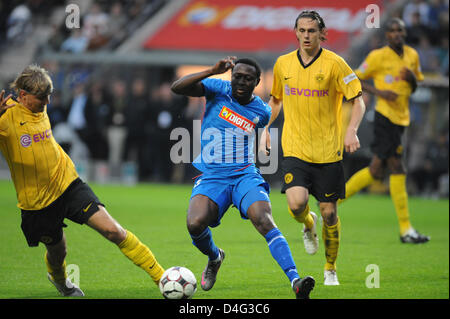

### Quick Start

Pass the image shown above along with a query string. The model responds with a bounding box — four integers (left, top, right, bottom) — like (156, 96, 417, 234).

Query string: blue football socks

(190, 227, 220, 261)
(265, 227, 300, 284)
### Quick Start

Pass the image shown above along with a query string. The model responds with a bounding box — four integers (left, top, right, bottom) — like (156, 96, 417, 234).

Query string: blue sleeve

(201, 78, 228, 100)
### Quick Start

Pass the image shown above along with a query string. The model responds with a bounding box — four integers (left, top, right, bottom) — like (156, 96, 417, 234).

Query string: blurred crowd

(48, 0, 166, 52)
(0, 0, 62, 47)
(41, 62, 204, 184)
(355, 0, 449, 76)
(0, 0, 448, 196)
(0, 0, 166, 51)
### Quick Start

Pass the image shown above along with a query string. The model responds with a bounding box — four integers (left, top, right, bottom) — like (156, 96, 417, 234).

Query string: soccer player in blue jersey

(171, 56, 315, 299)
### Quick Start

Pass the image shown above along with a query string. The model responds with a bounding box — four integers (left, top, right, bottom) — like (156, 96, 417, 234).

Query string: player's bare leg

(87, 206, 165, 285)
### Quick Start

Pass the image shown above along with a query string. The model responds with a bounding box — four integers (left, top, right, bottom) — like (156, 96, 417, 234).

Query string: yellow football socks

(118, 230, 165, 285)
(339, 167, 375, 204)
(389, 174, 412, 236)
(322, 217, 340, 271)
(288, 204, 314, 230)
(45, 252, 67, 285)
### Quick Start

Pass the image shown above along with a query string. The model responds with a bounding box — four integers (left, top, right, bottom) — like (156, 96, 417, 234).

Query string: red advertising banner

(143, 0, 383, 53)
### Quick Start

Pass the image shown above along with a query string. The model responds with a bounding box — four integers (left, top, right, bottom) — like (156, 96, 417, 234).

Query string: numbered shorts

(190, 172, 270, 227)
(281, 157, 345, 202)
(371, 112, 406, 160)
(20, 178, 104, 247)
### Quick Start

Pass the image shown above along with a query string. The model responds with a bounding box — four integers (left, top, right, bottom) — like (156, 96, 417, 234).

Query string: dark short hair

(294, 10, 327, 41)
(385, 17, 406, 31)
(234, 58, 262, 79)
(294, 10, 326, 30)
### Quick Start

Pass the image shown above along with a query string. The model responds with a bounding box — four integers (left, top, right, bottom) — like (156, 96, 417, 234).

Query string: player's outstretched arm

(361, 80, 398, 101)
(0, 90, 16, 117)
(344, 95, 366, 154)
(259, 95, 282, 156)
(171, 56, 236, 97)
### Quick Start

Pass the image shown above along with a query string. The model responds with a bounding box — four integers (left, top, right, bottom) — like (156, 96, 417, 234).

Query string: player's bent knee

(247, 202, 276, 236)
(387, 158, 405, 174)
(289, 202, 308, 216)
(186, 215, 209, 236)
(320, 209, 337, 226)
(369, 162, 385, 180)
(104, 226, 126, 244)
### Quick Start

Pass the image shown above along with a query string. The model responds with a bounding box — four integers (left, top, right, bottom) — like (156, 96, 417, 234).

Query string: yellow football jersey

(271, 48, 362, 164)
(0, 98, 78, 210)
(355, 45, 424, 126)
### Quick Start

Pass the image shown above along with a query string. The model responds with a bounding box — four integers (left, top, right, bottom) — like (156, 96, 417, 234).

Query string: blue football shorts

(190, 172, 270, 227)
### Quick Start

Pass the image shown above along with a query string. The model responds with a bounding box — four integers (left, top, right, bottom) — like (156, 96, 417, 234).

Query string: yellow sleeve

(334, 58, 362, 100)
(0, 99, 14, 137)
(0, 115, 8, 137)
(270, 59, 283, 100)
(355, 51, 378, 80)
(413, 50, 425, 82)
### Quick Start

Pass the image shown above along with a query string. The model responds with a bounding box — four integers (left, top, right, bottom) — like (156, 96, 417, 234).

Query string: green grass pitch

(0, 180, 448, 299)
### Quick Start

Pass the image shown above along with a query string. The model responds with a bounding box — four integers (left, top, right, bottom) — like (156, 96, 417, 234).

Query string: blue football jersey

(193, 78, 271, 175)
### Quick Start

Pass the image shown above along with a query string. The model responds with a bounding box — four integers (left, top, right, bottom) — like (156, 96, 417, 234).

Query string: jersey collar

(297, 47, 323, 69)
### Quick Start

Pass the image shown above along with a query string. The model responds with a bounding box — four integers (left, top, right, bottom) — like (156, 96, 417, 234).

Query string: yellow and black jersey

(355, 45, 424, 126)
(271, 48, 362, 164)
(0, 98, 78, 210)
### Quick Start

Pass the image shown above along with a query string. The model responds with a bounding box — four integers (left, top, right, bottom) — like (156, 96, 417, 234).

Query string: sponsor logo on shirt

(20, 134, 32, 147)
(284, 85, 328, 97)
(384, 74, 394, 84)
(219, 106, 255, 132)
(20, 129, 52, 147)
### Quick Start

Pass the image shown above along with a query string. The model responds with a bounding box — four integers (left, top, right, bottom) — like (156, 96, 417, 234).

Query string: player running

(171, 56, 315, 299)
(0, 65, 165, 297)
(260, 11, 366, 286)
(339, 18, 429, 244)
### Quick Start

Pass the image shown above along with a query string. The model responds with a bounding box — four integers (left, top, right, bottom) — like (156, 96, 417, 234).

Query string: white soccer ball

(159, 266, 197, 299)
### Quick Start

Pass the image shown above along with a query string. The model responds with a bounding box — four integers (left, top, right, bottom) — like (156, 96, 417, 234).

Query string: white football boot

(303, 211, 319, 255)
(48, 273, 85, 297)
(324, 270, 340, 286)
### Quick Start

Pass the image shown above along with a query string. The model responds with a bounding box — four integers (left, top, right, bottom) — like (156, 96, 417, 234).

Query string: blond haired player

(0, 65, 164, 297)
(260, 11, 366, 285)
(340, 18, 429, 244)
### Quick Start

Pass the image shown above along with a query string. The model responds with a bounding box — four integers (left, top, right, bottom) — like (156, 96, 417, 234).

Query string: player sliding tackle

(171, 56, 315, 299)
(0, 66, 164, 297)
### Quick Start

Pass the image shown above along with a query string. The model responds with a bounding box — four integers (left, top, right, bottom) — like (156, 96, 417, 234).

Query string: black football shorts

(281, 157, 345, 202)
(371, 111, 405, 160)
(20, 178, 104, 247)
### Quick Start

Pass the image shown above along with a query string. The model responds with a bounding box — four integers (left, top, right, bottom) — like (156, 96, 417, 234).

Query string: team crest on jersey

(20, 134, 32, 147)
(384, 74, 394, 84)
(315, 73, 325, 82)
(219, 106, 255, 132)
(284, 173, 293, 184)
